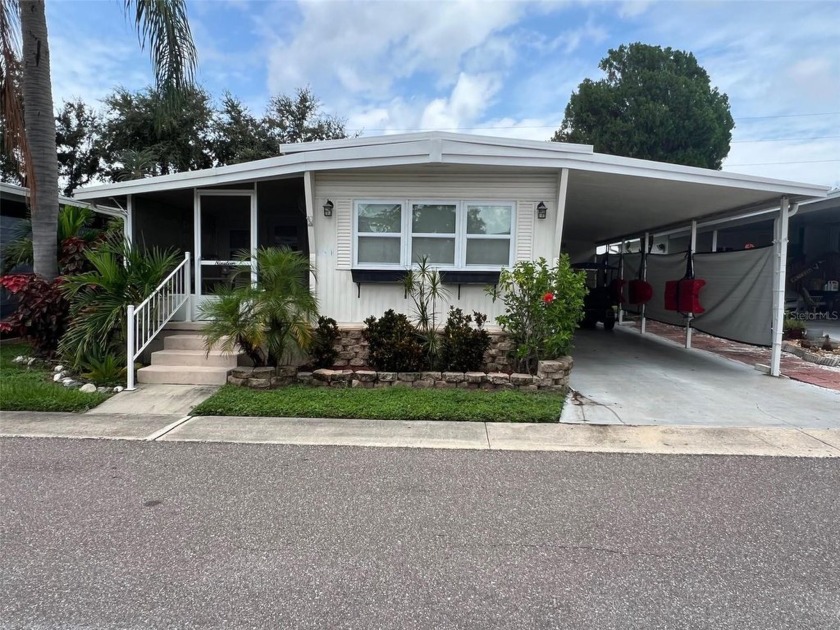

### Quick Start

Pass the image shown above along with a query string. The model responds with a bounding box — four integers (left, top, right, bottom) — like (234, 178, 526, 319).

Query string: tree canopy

(552, 43, 735, 169)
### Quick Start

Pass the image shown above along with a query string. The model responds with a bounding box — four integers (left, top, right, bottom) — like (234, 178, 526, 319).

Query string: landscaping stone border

(783, 342, 840, 368)
(228, 358, 573, 393)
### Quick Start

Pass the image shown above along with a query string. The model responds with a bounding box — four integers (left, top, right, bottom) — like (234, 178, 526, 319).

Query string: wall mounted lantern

(536, 201, 547, 220)
(323, 199, 334, 217)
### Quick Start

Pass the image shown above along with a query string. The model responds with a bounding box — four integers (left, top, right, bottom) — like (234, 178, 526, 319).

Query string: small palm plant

(59, 237, 180, 369)
(403, 255, 449, 367)
(199, 247, 318, 367)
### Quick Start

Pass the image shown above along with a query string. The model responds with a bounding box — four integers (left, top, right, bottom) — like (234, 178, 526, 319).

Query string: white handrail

(126, 252, 192, 390)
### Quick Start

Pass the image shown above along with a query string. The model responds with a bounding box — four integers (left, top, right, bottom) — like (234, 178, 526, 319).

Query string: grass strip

(0, 342, 109, 412)
(193, 384, 565, 423)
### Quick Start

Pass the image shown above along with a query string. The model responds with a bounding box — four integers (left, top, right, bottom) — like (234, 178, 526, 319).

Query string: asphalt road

(1, 438, 838, 629)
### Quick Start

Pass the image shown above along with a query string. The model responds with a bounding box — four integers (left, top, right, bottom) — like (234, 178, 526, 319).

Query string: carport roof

(72, 131, 829, 244)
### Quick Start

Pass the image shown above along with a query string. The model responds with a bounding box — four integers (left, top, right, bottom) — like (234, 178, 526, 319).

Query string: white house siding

(311, 166, 561, 324)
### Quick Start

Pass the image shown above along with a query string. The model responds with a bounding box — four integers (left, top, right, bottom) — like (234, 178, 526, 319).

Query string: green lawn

(193, 384, 565, 423)
(0, 342, 109, 412)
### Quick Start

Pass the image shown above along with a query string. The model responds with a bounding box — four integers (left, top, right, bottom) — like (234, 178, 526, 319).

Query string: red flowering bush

(489, 256, 587, 374)
(0, 274, 70, 355)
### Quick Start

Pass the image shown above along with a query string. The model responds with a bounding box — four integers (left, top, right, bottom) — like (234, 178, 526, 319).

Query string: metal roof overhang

(72, 132, 829, 244)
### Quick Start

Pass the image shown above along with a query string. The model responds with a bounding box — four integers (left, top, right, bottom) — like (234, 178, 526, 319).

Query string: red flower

(542, 292, 555, 304)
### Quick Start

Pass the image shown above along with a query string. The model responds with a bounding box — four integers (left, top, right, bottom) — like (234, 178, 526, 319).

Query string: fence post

(126, 304, 136, 391)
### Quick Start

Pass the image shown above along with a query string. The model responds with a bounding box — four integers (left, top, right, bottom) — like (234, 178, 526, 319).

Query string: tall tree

(56, 98, 102, 195)
(553, 43, 734, 169)
(1, 0, 196, 281)
(264, 86, 351, 146)
(210, 92, 274, 165)
(99, 85, 212, 178)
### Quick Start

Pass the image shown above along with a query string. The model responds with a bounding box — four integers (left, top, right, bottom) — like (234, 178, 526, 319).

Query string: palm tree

(1, 0, 196, 281)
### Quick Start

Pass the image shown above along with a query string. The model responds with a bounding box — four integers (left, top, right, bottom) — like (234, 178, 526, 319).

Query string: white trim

(303, 171, 317, 300)
(352, 198, 516, 271)
(554, 168, 568, 258)
(125, 194, 134, 246)
(73, 132, 829, 202)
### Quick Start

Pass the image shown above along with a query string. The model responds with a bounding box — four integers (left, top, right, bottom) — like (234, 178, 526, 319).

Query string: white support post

(553, 168, 569, 261)
(641, 232, 649, 334)
(303, 171, 318, 300)
(686, 220, 697, 349)
(125, 194, 133, 246)
(126, 304, 136, 391)
(618, 240, 626, 324)
(711, 229, 718, 253)
(193, 188, 201, 317)
(770, 197, 792, 377)
(184, 252, 192, 323)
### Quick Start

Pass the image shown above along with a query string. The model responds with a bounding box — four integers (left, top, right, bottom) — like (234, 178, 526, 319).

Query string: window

(353, 199, 514, 269)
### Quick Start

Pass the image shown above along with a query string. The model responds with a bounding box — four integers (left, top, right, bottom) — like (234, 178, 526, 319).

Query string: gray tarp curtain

(616, 247, 774, 346)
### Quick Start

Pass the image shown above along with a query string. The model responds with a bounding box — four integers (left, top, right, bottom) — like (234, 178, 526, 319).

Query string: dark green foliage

(0, 342, 109, 412)
(310, 316, 340, 369)
(264, 87, 352, 145)
(0, 275, 69, 356)
(193, 384, 565, 423)
(81, 352, 126, 386)
(553, 43, 734, 169)
(439, 308, 490, 372)
(59, 238, 180, 369)
(99, 85, 215, 179)
(490, 256, 587, 374)
(56, 99, 103, 195)
(210, 93, 276, 164)
(363, 309, 427, 372)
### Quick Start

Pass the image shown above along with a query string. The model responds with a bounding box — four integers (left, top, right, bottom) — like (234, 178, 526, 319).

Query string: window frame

(352, 199, 516, 271)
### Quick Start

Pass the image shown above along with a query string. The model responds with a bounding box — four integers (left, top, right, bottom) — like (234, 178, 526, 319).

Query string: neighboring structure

(0, 182, 124, 318)
(73, 132, 829, 379)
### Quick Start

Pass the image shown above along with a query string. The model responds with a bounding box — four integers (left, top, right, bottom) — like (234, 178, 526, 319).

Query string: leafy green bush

(310, 316, 340, 369)
(438, 308, 490, 372)
(363, 309, 427, 372)
(82, 352, 126, 386)
(489, 256, 587, 374)
(0, 274, 69, 356)
(59, 238, 180, 369)
(200, 247, 318, 366)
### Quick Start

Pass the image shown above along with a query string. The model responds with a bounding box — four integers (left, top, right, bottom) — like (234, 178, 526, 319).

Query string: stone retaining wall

(783, 342, 840, 367)
(228, 358, 572, 393)
(333, 326, 515, 372)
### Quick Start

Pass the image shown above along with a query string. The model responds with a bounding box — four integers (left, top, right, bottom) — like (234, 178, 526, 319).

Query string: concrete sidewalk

(1, 411, 839, 458)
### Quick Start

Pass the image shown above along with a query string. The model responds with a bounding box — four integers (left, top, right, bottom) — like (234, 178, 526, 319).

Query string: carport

(556, 156, 829, 377)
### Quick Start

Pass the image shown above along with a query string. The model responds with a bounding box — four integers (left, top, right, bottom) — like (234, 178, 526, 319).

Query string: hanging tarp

(619, 247, 774, 346)
(691, 247, 774, 346)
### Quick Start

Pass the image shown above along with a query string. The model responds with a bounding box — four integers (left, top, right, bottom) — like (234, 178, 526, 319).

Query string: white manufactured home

(73, 132, 828, 384)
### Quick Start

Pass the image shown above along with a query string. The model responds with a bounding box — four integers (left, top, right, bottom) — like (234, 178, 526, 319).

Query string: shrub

(438, 308, 491, 372)
(489, 256, 587, 374)
(310, 316, 340, 369)
(59, 238, 181, 369)
(0, 274, 69, 356)
(82, 352, 126, 386)
(200, 247, 319, 367)
(363, 309, 427, 372)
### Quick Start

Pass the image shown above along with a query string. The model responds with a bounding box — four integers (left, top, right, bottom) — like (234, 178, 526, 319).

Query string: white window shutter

(515, 201, 535, 261)
(335, 199, 353, 269)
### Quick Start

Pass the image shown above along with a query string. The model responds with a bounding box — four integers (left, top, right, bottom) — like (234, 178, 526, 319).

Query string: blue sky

(47, 0, 839, 187)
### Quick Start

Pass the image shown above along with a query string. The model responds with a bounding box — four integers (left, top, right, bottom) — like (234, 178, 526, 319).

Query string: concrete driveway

(566, 326, 840, 428)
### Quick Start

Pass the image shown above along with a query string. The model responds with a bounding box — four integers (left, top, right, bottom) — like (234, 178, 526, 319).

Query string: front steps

(137, 334, 238, 385)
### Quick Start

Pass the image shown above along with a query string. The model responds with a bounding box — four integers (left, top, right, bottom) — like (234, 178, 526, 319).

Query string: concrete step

(137, 365, 231, 385)
(163, 322, 209, 332)
(151, 349, 238, 368)
(163, 334, 231, 352)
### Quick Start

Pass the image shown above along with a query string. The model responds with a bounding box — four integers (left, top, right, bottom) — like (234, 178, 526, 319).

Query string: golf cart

(572, 259, 621, 331)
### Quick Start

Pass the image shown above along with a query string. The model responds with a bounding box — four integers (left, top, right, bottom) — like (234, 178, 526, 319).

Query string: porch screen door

(196, 191, 257, 298)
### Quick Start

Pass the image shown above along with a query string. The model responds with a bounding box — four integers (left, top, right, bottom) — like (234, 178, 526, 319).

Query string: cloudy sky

(47, 0, 839, 187)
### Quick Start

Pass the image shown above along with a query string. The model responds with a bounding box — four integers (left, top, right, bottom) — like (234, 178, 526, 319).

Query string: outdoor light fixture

(536, 201, 547, 220)
(323, 199, 334, 217)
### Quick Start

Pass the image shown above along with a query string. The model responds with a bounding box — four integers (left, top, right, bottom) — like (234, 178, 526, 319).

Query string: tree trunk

(19, 0, 59, 281)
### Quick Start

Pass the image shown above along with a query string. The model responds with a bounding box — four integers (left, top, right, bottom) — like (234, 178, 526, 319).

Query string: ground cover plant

(193, 385, 565, 423)
(0, 342, 108, 412)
